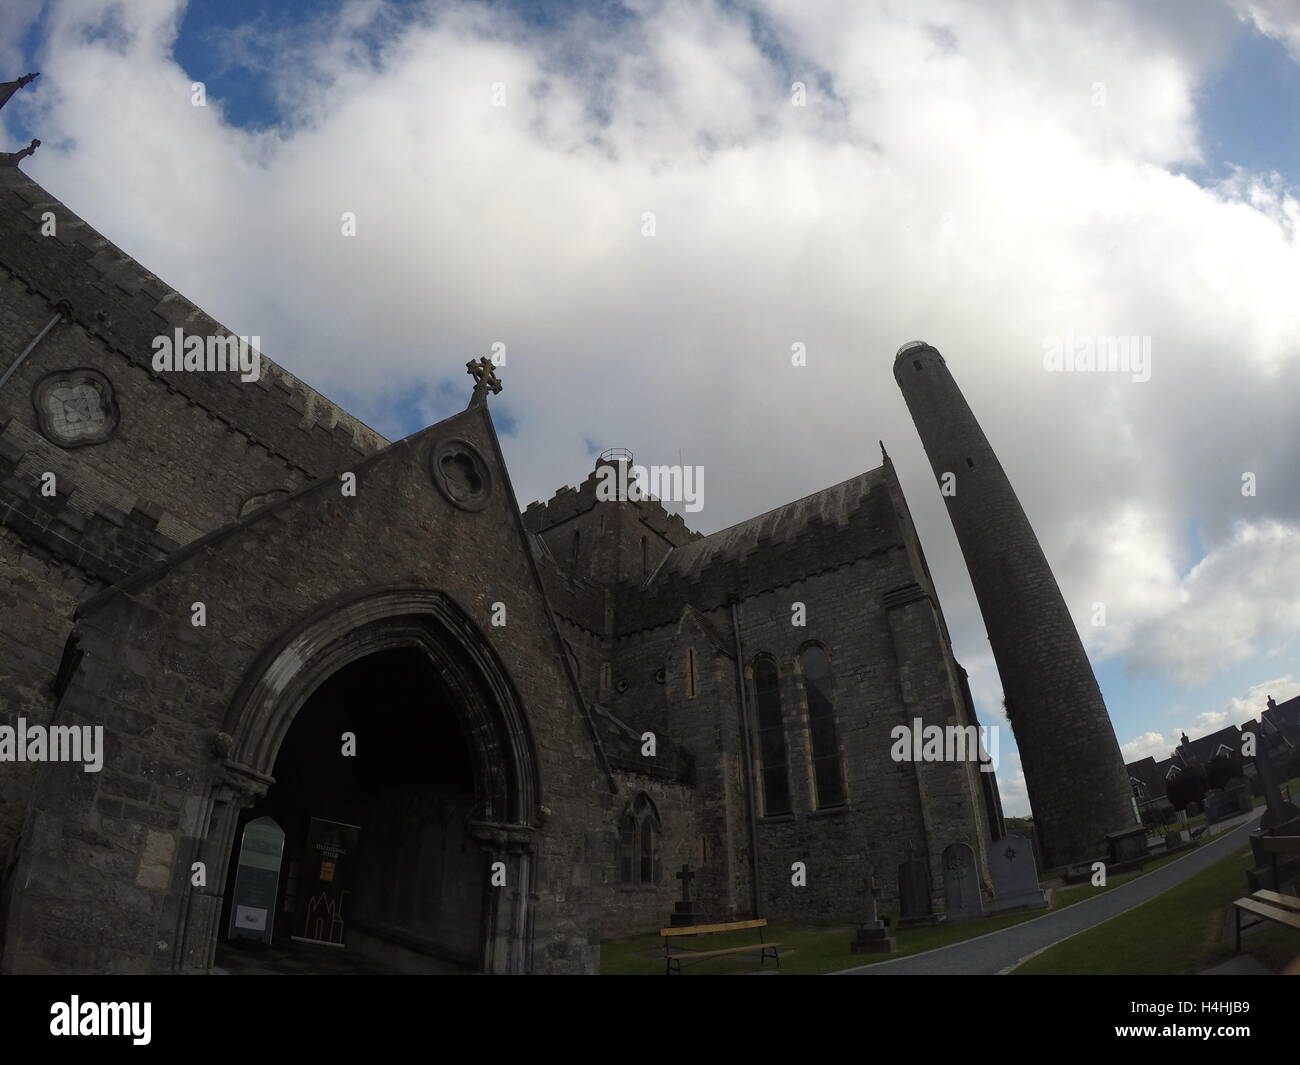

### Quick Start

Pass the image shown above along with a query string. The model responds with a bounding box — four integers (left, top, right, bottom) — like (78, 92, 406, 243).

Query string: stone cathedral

(0, 76, 1135, 974)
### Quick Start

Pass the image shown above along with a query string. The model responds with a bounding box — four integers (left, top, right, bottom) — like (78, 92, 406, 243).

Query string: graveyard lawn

(601, 847, 1203, 974)
(1010, 844, 1300, 975)
(601, 912, 1051, 975)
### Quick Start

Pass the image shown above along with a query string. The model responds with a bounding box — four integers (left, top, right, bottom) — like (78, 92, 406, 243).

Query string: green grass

(600, 833, 1259, 975)
(603, 852, 1187, 973)
(1050, 846, 1194, 909)
(600, 908, 1056, 975)
(1010, 844, 1300, 975)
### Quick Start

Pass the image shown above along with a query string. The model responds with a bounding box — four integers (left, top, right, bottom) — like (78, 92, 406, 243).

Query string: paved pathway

(838, 811, 1263, 975)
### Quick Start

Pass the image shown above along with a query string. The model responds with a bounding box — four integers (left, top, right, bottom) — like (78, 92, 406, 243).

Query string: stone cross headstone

(1256, 745, 1300, 830)
(1248, 745, 1300, 885)
(849, 873, 896, 953)
(668, 863, 699, 927)
(896, 857, 933, 926)
(986, 834, 1047, 913)
(862, 875, 881, 924)
(942, 842, 983, 920)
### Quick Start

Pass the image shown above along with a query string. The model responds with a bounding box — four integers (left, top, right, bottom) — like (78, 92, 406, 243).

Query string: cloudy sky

(3, 0, 1298, 816)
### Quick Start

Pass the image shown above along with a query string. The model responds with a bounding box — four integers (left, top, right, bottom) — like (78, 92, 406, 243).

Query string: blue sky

(3, 0, 1298, 816)
(40, 0, 1299, 194)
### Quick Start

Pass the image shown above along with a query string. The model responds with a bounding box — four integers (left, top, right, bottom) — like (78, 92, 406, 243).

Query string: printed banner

(292, 817, 360, 947)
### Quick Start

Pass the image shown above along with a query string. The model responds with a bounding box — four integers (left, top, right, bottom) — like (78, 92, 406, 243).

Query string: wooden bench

(1232, 888, 1300, 951)
(660, 918, 780, 974)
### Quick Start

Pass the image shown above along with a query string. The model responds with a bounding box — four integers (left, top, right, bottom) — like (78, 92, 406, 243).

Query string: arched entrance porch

(175, 589, 541, 974)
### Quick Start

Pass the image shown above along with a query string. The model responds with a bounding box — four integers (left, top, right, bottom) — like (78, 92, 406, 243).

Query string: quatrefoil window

(430, 438, 492, 511)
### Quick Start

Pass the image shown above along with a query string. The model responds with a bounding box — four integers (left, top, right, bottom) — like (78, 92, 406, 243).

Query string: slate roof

(1126, 756, 1167, 800)
(1265, 694, 1300, 740)
(650, 469, 885, 585)
(1177, 725, 1241, 767)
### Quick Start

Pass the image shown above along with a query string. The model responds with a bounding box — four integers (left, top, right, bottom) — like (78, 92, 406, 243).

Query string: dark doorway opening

(219, 647, 483, 972)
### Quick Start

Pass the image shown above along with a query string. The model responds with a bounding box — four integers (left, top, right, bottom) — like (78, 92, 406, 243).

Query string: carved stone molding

(32, 367, 119, 447)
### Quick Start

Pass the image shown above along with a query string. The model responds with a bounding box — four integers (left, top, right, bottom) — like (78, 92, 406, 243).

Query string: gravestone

(1225, 776, 1253, 814)
(897, 858, 934, 926)
(1246, 749, 1300, 888)
(1203, 789, 1227, 825)
(942, 842, 983, 920)
(228, 816, 285, 944)
(1105, 825, 1148, 863)
(849, 874, 896, 954)
(669, 864, 699, 927)
(986, 834, 1048, 914)
(1256, 750, 1300, 831)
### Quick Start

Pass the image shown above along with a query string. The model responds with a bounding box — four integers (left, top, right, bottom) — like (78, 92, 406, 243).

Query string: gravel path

(837, 811, 1262, 975)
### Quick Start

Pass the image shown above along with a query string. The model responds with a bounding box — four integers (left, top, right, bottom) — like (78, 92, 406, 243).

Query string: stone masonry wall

(895, 343, 1135, 867)
(0, 405, 608, 973)
(598, 770, 698, 940)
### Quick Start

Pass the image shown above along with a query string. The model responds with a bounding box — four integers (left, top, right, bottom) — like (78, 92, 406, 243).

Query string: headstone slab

(897, 858, 935, 926)
(1105, 825, 1149, 864)
(850, 924, 896, 954)
(941, 842, 984, 920)
(986, 834, 1048, 914)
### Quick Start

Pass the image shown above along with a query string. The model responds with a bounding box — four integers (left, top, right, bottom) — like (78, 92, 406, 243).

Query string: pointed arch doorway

(177, 589, 541, 974)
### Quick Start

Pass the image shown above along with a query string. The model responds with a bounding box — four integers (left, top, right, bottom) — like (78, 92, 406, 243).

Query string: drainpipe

(0, 301, 70, 393)
(730, 597, 763, 918)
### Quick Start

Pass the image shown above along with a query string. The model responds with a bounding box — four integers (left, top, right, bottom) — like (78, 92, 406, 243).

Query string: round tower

(893, 341, 1137, 866)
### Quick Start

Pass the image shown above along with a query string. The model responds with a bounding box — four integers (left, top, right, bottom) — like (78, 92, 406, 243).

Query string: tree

(1165, 764, 1208, 812)
(1206, 750, 1243, 790)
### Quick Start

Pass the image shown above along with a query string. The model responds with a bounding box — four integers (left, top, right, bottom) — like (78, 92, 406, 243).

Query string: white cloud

(10, 0, 1300, 740)
(1126, 522, 1300, 686)
(1189, 710, 1231, 735)
(1225, 674, 1300, 720)
(996, 751, 1030, 818)
(1231, 0, 1300, 62)
(1122, 731, 1172, 763)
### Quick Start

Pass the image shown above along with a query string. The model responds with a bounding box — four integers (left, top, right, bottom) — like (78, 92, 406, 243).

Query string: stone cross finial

(466, 356, 503, 407)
